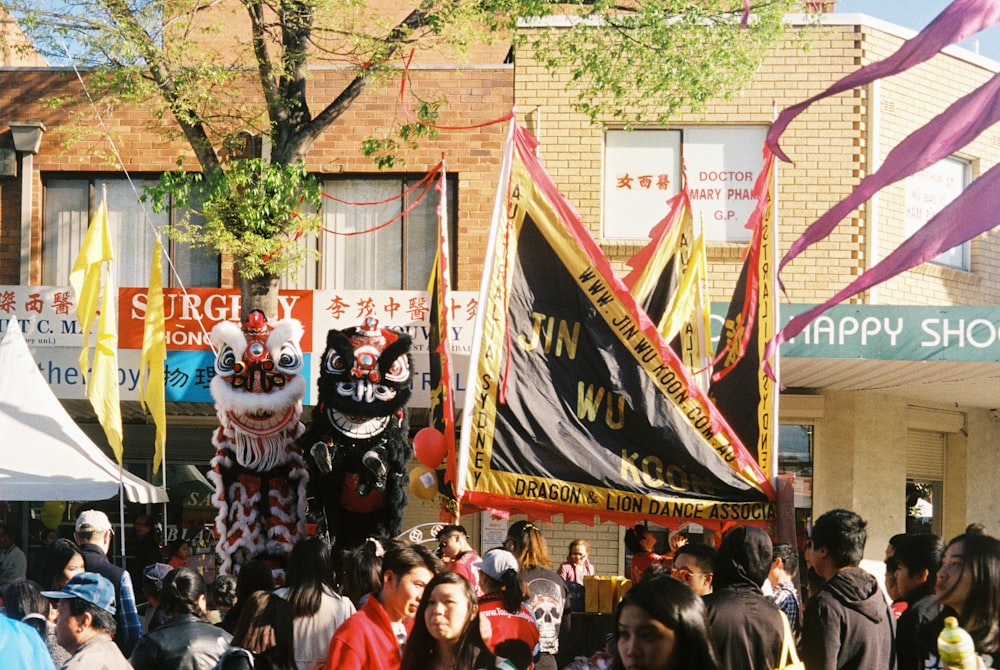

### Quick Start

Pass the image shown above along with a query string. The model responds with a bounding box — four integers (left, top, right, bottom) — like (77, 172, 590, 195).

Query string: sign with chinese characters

(0, 286, 477, 408)
(602, 127, 768, 243)
(603, 129, 682, 239)
(0, 286, 84, 347)
(311, 290, 478, 406)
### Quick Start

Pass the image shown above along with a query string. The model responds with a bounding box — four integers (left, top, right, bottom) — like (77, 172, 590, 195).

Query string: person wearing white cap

(74, 509, 142, 656)
(477, 549, 540, 670)
(42, 571, 130, 669)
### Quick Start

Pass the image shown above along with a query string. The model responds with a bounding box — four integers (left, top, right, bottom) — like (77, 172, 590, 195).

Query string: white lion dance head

(207, 310, 308, 575)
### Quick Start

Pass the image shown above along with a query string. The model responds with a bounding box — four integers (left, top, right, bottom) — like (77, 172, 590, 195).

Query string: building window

(42, 177, 219, 288)
(603, 126, 767, 242)
(904, 156, 971, 270)
(778, 423, 813, 553)
(282, 175, 456, 291)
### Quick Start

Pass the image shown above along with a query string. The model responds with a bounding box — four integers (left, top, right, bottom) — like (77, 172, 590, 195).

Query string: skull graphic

(527, 576, 564, 655)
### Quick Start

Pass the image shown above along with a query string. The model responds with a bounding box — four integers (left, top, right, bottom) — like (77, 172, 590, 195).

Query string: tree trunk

(239, 272, 280, 322)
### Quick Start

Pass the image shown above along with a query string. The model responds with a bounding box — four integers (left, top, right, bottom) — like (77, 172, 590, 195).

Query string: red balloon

(414, 427, 447, 468)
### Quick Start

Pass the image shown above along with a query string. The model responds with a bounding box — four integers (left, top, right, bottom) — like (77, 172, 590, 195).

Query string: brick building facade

(3, 12, 1000, 575)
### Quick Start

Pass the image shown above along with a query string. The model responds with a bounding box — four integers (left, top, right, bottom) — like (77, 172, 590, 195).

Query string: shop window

(903, 156, 971, 270)
(778, 423, 813, 553)
(603, 126, 768, 242)
(281, 175, 456, 291)
(906, 480, 940, 536)
(906, 428, 945, 536)
(42, 177, 220, 288)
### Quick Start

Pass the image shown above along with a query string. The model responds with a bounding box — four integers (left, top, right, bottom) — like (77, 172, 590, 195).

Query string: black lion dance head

(300, 317, 413, 553)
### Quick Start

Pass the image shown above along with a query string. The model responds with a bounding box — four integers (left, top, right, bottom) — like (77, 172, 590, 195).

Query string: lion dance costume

(208, 310, 308, 575)
(300, 317, 413, 552)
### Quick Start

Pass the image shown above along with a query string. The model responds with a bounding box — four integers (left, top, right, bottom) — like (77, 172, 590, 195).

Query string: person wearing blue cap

(42, 571, 130, 669)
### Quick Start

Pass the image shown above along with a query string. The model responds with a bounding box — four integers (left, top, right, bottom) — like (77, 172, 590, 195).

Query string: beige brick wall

(515, 22, 1000, 308)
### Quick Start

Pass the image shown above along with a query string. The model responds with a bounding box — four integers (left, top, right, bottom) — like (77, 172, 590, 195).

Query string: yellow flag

(69, 201, 114, 383)
(659, 235, 705, 342)
(659, 232, 713, 390)
(91, 259, 124, 464)
(139, 238, 167, 473)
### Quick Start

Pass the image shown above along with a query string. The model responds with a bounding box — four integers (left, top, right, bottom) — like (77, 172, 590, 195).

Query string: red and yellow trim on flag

(459, 122, 774, 528)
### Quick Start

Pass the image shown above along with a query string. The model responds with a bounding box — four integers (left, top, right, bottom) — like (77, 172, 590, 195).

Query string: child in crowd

(559, 539, 595, 613)
(558, 539, 596, 586)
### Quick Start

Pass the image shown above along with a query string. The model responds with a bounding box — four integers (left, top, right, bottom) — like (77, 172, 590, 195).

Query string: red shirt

(629, 551, 665, 583)
(449, 551, 482, 595)
(479, 593, 540, 667)
(324, 596, 409, 670)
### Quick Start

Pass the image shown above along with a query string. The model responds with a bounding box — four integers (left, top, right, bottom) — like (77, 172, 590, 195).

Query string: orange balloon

(413, 427, 447, 468)
(409, 465, 439, 500)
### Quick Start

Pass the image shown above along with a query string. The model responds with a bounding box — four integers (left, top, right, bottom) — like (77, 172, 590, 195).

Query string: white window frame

(41, 176, 219, 288)
(904, 156, 971, 270)
(602, 126, 768, 243)
(282, 174, 456, 291)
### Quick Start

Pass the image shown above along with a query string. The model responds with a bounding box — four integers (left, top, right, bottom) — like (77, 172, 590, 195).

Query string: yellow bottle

(938, 616, 977, 670)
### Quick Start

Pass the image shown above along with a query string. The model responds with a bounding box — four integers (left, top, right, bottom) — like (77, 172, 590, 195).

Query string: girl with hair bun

(477, 549, 540, 669)
(129, 567, 232, 669)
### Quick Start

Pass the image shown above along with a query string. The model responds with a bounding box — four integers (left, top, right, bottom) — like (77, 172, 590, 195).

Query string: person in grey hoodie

(702, 525, 785, 670)
(800, 509, 896, 670)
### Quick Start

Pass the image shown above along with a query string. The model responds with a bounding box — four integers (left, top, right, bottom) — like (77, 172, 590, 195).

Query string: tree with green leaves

(2, 0, 800, 315)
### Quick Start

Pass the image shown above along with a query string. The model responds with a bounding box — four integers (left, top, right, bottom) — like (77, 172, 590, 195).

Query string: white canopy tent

(0, 319, 167, 503)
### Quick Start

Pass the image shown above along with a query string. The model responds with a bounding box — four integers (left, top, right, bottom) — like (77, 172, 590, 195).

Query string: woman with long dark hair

(477, 549, 539, 667)
(399, 571, 495, 670)
(613, 576, 720, 670)
(37, 538, 85, 591)
(273, 537, 355, 670)
(218, 591, 296, 670)
(220, 560, 275, 634)
(504, 521, 568, 670)
(920, 532, 1000, 668)
(130, 567, 232, 669)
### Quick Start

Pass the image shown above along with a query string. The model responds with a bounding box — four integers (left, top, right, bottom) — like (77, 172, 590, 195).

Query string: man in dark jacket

(800, 508, 896, 670)
(702, 525, 785, 670)
(74, 510, 143, 657)
(892, 533, 943, 670)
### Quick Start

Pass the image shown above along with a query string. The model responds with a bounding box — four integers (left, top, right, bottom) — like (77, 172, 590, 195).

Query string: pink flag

(779, 70, 1000, 277)
(765, 159, 1000, 378)
(768, 0, 1000, 162)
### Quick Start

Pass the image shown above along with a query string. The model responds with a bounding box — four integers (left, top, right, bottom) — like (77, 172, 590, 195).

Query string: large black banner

(458, 124, 774, 526)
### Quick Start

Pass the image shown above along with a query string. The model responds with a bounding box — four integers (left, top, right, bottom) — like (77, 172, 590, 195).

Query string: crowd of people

(4, 507, 1000, 669)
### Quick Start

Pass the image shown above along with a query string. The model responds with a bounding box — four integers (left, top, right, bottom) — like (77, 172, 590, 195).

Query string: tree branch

(277, 3, 435, 163)
(100, 0, 221, 172)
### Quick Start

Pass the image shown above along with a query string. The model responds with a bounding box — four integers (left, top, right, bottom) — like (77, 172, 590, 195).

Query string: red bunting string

(321, 162, 441, 206)
(400, 50, 515, 131)
(321, 163, 439, 237)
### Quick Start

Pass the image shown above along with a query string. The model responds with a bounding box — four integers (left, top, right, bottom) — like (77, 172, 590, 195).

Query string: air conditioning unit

(0, 148, 16, 178)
